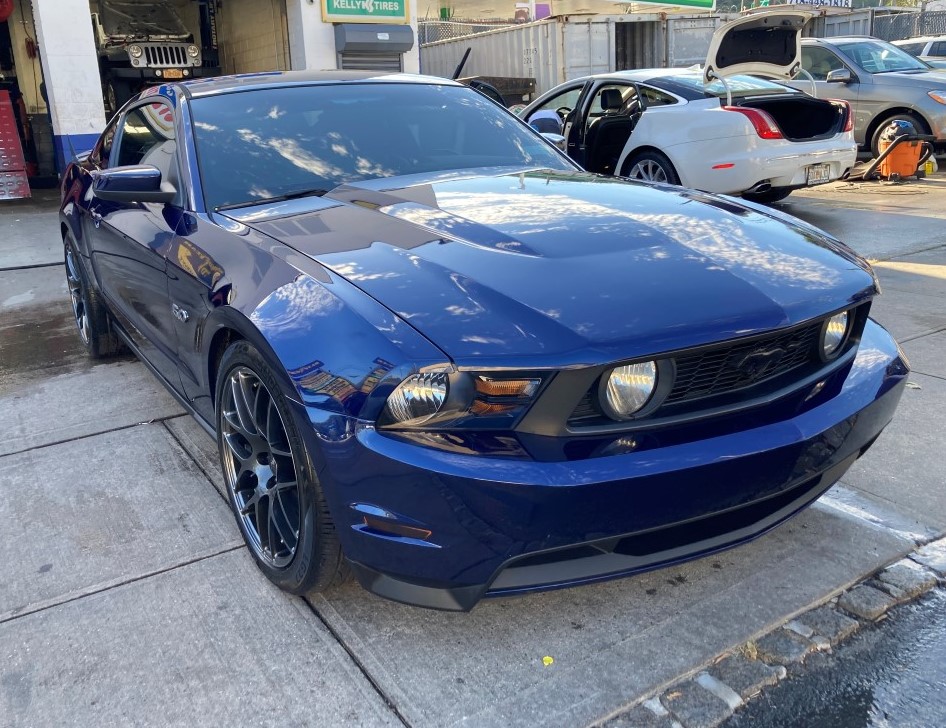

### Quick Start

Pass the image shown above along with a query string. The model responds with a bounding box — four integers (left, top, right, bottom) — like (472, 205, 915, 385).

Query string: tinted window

(835, 40, 927, 72)
(895, 42, 926, 57)
(931, 41, 946, 57)
(640, 86, 676, 106)
(115, 102, 176, 168)
(191, 83, 573, 210)
(92, 118, 119, 168)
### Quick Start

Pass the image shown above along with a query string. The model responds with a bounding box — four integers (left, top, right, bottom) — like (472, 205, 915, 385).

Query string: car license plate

(806, 164, 831, 186)
(163, 69, 184, 79)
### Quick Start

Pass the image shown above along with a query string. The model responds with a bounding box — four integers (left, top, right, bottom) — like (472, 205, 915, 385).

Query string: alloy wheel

(65, 247, 90, 345)
(220, 366, 301, 568)
(628, 160, 669, 183)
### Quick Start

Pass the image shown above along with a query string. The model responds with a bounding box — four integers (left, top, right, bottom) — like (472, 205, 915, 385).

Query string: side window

(526, 85, 583, 134)
(639, 86, 677, 107)
(91, 119, 118, 169)
(801, 47, 845, 81)
(114, 102, 176, 168)
(931, 42, 946, 56)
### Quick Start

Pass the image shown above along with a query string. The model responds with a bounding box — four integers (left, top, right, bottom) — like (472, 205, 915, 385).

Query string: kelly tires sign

(631, 0, 714, 8)
(322, 0, 410, 23)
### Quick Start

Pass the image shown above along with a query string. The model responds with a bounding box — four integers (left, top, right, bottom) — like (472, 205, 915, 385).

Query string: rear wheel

(216, 341, 348, 594)
(870, 112, 928, 159)
(742, 188, 793, 204)
(624, 151, 680, 185)
(64, 235, 123, 358)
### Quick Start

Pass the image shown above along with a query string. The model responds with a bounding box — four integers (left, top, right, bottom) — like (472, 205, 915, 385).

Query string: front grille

(142, 44, 193, 68)
(567, 318, 835, 427)
(666, 321, 821, 404)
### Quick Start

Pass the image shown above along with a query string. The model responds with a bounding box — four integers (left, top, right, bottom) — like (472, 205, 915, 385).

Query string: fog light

(183, 69, 190, 76)
(601, 361, 657, 419)
(384, 371, 449, 424)
(821, 310, 850, 359)
(154, 69, 163, 77)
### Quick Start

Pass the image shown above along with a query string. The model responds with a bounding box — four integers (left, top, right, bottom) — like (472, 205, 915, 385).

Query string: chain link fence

(873, 10, 946, 41)
(418, 20, 519, 45)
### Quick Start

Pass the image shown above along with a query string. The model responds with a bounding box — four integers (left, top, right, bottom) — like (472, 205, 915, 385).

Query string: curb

(595, 538, 946, 728)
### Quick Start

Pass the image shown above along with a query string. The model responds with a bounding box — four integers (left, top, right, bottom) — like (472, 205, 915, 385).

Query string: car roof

(177, 70, 462, 98)
(581, 68, 703, 84)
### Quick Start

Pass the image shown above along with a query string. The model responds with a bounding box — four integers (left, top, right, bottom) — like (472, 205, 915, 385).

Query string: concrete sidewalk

(1, 178, 944, 727)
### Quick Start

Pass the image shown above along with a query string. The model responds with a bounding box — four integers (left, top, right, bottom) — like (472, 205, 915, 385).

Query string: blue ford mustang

(60, 71, 908, 610)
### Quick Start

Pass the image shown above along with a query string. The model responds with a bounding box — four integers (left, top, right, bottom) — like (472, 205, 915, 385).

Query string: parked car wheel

(870, 112, 928, 158)
(624, 151, 680, 185)
(64, 235, 123, 358)
(215, 341, 348, 594)
(742, 188, 793, 204)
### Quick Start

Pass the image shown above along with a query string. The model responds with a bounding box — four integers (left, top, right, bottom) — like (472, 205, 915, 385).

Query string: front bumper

(305, 319, 907, 610)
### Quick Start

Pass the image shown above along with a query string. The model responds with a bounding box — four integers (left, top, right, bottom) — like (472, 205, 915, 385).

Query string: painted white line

(814, 484, 935, 544)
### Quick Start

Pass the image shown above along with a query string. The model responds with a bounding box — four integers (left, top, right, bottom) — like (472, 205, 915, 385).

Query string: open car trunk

(738, 94, 845, 142)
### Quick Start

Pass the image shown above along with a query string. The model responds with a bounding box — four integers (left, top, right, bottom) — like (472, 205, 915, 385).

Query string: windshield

(191, 83, 573, 210)
(835, 40, 929, 73)
(662, 73, 798, 99)
(99, 0, 189, 39)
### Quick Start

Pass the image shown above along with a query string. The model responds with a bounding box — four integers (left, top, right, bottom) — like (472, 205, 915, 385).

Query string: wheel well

(620, 146, 677, 177)
(207, 327, 244, 407)
(866, 108, 931, 147)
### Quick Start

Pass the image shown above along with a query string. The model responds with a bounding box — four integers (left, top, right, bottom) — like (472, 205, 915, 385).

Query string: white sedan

(520, 11, 857, 203)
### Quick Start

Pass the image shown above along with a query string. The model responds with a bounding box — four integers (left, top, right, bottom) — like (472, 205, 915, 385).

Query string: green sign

(629, 0, 715, 8)
(322, 0, 410, 24)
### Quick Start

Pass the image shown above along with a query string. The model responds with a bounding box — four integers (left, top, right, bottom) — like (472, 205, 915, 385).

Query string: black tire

(870, 113, 928, 159)
(64, 234, 123, 358)
(215, 340, 348, 595)
(623, 150, 680, 185)
(742, 188, 793, 204)
(105, 79, 133, 116)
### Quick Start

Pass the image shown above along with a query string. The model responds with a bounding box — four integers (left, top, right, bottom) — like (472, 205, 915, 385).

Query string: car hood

(704, 11, 810, 83)
(870, 68, 946, 87)
(223, 170, 876, 368)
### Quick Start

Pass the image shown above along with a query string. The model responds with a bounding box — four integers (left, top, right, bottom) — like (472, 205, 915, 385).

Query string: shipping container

(419, 13, 720, 99)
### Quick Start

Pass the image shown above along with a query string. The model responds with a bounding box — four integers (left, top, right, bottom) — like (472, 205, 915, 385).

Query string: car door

(88, 99, 183, 386)
(524, 82, 589, 161)
(571, 81, 640, 172)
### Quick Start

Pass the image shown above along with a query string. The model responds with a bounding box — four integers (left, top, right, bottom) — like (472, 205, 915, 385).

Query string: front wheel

(215, 341, 348, 594)
(624, 151, 680, 185)
(870, 113, 928, 159)
(742, 188, 793, 204)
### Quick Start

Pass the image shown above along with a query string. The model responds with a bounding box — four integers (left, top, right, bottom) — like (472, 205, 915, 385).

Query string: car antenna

(452, 47, 471, 80)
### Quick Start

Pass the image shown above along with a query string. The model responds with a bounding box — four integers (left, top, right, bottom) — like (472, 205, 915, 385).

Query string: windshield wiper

(215, 188, 331, 212)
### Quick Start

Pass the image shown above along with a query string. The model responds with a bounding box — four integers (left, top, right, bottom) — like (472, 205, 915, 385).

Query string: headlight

(929, 90, 946, 105)
(601, 361, 658, 419)
(821, 311, 850, 359)
(383, 371, 450, 425)
(187, 44, 200, 58)
(129, 45, 143, 58)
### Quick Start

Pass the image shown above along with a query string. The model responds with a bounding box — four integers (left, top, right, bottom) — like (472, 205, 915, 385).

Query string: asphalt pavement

(1, 175, 945, 727)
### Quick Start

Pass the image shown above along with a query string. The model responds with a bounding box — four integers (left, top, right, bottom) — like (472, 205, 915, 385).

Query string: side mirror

(826, 68, 853, 84)
(540, 133, 566, 151)
(92, 165, 176, 203)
